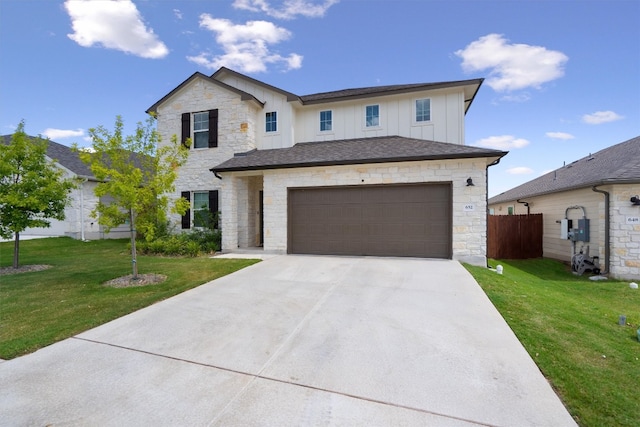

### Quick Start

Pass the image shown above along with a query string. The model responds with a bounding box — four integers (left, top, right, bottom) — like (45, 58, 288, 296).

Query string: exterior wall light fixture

(466, 178, 474, 186)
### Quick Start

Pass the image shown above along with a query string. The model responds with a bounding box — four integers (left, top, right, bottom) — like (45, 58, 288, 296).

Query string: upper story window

(193, 112, 209, 148)
(365, 105, 379, 127)
(265, 111, 277, 132)
(415, 98, 431, 122)
(320, 110, 332, 132)
(181, 109, 218, 149)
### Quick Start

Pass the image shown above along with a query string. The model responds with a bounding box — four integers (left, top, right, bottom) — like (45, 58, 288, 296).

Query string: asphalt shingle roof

(212, 136, 507, 173)
(489, 136, 640, 204)
(1, 134, 94, 178)
(299, 80, 483, 104)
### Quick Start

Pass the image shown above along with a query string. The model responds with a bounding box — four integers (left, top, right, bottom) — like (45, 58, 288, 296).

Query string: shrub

(135, 228, 220, 258)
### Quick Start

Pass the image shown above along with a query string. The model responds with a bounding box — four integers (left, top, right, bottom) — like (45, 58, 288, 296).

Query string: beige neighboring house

(488, 136, 640, 280)
(1, 135, 129, 240)
(148, 67, 507, 266)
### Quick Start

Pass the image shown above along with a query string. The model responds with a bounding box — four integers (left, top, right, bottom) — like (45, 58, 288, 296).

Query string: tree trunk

(13, 232, 20, 269)
(130, 209, 138, 280)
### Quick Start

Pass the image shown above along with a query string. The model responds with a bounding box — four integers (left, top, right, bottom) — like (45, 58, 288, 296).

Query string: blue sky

(1, 0, 638, 197)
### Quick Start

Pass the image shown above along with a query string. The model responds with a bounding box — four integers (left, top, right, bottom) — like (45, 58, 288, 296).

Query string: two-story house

(147, 67, 506, 266)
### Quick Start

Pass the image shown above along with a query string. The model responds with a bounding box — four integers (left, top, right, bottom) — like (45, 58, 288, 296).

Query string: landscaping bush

(136, 227, 221, 257)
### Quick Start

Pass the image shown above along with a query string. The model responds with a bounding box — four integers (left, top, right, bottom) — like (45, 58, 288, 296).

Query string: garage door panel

(289, 184, 451, 258)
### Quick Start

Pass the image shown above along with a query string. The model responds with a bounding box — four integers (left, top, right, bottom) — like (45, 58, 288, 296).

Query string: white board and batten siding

(293, 89, 466, 145)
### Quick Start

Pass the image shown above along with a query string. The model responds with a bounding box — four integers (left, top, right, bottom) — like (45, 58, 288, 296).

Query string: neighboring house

(1, 135, 129, 240)
(488, 136, 640, 280)
(148, 67, 507, 266)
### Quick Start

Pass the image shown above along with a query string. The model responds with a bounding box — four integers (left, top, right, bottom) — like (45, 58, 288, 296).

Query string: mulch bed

(0, 265, 166, 288)
(0, 265, 52, 276)
(102, 274, 167, 288)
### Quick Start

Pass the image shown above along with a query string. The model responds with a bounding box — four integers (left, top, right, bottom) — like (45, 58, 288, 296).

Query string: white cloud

(506, 166, 534, 175)
(455, 34, 568, 92)
(582, 110, 624, 125)
(64, 0, 169, 59)
(232, 0, 339, 20)
(42, 128, 84, 140)
(475, 135, 530, 150)
(188, 15, 303, 73)
(173, 9, 183, 20)
(498, 93, 531, 103)
(546, 132, 575, 140)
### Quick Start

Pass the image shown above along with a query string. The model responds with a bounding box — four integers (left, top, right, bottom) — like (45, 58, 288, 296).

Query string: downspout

(592, 186, 610, 274)
(78, 178, 88, 241)
(212, 170, 222, 180)
(486, 157, 502, 267)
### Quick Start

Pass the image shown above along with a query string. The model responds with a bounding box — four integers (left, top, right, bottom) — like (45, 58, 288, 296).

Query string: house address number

(627, 217, 640, 225)
(464, 204, 475, 212)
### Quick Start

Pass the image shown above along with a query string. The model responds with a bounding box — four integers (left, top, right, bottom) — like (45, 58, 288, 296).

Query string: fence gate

(487, 214, 543, 259)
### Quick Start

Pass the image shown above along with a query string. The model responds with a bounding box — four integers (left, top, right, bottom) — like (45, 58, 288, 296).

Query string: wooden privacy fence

(487, 214, 543, 259)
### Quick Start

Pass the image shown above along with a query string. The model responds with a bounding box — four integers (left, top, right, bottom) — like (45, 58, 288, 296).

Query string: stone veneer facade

(609, 185, 640, 280)
(221, 158, 490, 267)
(155, 77, 259, 228)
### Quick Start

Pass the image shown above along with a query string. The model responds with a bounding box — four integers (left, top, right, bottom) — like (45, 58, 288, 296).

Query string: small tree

(78, 115, 189, 279)
(0, 121, 75, 268)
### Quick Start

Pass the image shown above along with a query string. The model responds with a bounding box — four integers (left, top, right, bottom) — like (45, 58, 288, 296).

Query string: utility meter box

(561, 219, 573, 239)
(575, 218, 590, 242)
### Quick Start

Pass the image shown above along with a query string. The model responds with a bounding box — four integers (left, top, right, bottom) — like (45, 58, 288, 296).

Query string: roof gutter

(592, 186, 610, 274)
(211, 151, 508, 174)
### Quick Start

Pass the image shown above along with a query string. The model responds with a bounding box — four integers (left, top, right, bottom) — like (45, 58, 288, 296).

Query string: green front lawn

(0, 237, 258, 359)
(465, 258, 640, 427)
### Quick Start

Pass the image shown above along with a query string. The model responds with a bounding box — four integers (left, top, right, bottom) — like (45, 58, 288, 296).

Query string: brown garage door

(288, 183, 452, 258)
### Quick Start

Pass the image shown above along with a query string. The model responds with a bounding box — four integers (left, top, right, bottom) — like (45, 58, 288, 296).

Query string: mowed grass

(0, 237, 259, 360)
(465, 258, 640, 427)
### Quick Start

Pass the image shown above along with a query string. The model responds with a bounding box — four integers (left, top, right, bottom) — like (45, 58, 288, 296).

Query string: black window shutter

(181, 191, 191, 229)
(181, 113, 191, 149)
(209, 190, 219, 229)
(208, 109, 218, 148)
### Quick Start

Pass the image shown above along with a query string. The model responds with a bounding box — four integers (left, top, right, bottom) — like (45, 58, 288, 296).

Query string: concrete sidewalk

(0, 255, 576, 426)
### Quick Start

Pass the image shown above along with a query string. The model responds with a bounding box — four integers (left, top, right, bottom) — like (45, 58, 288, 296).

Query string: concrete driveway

(0, 255, 576, 426)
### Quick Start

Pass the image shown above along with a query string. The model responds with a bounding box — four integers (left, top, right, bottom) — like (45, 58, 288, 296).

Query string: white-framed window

(193, 191, 210, 227)
(265, 111, 277, 133)
(365, 104, 379, 127)
(193, 112, 209, 148)
(415, 98, 431, 122)
(507, 206, 514, 215)
(320, 110, 332, 132)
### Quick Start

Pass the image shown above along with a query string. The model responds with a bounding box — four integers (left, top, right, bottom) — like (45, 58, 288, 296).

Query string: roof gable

(212, 136, 506, 173)
(489, 136, 640, 204)
(211, 66, 300, 102)
(146, 71, 264, 114)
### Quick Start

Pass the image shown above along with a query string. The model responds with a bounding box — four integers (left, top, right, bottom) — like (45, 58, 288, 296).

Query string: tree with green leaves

(0, 121, 75, 268)
(77, 115, 189, 279)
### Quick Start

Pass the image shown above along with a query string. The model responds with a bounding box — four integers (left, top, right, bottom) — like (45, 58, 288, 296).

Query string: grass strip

(465, 258, 640, 427)
(0, 237, 258, 359)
